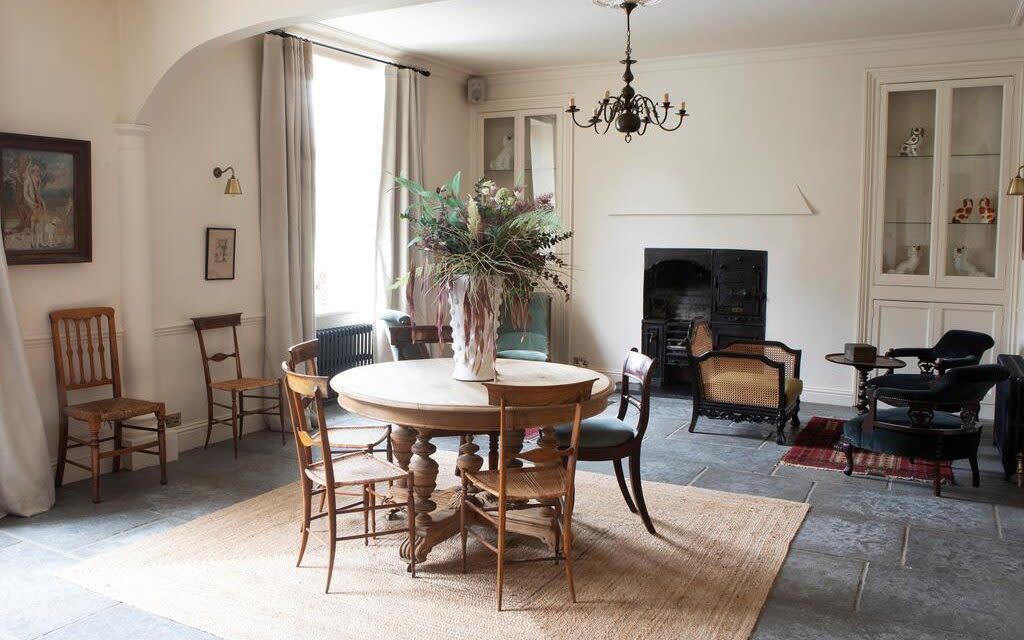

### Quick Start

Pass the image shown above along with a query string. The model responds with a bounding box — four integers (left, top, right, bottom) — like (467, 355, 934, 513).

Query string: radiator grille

(316, 324, 373, 396)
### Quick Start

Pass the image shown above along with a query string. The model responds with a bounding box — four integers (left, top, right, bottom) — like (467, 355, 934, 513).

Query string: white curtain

(374, 67, 423, 362)
(0, 243, 54, 517)
(260, 33, 316, 409)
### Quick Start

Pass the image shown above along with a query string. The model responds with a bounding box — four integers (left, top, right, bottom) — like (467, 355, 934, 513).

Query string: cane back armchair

(687, 317, 803, 445)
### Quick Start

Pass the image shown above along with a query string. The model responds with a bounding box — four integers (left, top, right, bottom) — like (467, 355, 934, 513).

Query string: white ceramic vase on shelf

(448, 274, 504, 381)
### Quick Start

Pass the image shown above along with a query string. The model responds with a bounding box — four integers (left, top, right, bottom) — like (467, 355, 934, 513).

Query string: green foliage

(395, 173, 572, 308)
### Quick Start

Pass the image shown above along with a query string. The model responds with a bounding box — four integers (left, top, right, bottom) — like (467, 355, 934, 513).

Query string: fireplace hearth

(641, 248, 767, 391)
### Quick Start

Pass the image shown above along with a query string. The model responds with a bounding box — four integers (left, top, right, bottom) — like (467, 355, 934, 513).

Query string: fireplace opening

(641, 248, 767, 393)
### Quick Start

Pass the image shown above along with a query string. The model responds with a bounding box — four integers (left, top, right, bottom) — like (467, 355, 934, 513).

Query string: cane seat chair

(554, 348, 657, 534)
(839, 364, 1008, 497)
(287, 339, 391, 457)
(687, 317, 803, 445)
(281, 365, 416, 593)
(191, 313, 284, 458)
(460, 378, 597, 611)
(50, 307, 168, 503)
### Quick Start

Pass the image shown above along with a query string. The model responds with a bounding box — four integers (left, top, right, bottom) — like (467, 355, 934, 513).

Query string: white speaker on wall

(467, 77, 486, 104)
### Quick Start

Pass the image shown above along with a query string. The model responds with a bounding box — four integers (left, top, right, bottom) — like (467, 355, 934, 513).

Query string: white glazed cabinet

(861, 62, 1022, 372)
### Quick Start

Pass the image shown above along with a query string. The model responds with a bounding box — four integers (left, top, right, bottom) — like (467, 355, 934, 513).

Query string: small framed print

(205, 227, 236, 280)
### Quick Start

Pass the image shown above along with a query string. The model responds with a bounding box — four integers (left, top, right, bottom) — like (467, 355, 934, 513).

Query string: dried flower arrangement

(394, 172, 571, 379)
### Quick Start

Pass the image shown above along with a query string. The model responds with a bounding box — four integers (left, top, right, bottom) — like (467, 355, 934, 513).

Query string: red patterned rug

(780, 416, 954, 484)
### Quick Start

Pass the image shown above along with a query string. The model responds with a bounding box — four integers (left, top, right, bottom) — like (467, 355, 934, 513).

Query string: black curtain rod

(268, 29, 431, 77)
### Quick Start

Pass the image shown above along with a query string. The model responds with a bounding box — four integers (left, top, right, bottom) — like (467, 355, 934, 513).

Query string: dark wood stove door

(711, 250, 766, 322)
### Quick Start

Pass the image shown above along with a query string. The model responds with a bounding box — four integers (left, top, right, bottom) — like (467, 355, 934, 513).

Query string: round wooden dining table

(330, 358, 614, 561)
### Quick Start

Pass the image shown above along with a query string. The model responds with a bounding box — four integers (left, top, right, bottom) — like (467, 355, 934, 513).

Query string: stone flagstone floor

(1, 394, 1022, 639)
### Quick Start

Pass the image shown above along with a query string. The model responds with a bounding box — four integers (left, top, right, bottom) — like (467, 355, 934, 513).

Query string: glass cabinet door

(942, 84, 1004, 281)
(524, 114, 557, 204)
(881, 89, 937, 278)
(483, 117, 515, 190)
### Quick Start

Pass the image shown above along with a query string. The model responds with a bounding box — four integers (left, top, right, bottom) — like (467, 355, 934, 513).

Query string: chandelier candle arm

(566, 0, 690, 142)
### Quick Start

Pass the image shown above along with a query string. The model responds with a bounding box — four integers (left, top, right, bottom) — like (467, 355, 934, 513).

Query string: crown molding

(483, 24, 1024, 87)
(292, 22, 473, 82)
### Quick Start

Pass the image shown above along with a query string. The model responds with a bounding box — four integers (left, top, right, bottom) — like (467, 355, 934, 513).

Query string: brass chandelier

(566, 0, 689, 142)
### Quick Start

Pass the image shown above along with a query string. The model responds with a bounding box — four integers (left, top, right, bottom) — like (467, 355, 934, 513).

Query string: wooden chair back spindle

(50, 307, 121, 404)
(282, 366, 332, 482)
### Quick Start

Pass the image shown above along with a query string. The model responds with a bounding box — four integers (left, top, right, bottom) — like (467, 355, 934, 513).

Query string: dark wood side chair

(191, 313, 284, 458)
(555, 348, 657, 534)
(281, 364, 415, 593)
(287, 339, 392, 461)
(839, 364, 1009, 496)
(687, 316, 803, 445)
(50, 307, 167, 503)
(459, 378, 596, 611)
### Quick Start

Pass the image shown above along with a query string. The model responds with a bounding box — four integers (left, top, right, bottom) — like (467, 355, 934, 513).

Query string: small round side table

(825, 353, 906, 414)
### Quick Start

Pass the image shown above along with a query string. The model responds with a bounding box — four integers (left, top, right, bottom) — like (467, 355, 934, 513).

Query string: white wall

(1, 0, 125, 461)
(483, 36, 1024, 402)
(142, 37, 267, 448)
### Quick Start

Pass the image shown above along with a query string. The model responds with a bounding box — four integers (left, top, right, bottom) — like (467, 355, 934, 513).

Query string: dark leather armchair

(885, 330, 994, 375)
(839, 364, 1008, 496)
(865, 330, 994, 410)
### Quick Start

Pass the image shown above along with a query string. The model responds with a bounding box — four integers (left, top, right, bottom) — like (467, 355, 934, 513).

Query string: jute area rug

(60, 453, 808, 640)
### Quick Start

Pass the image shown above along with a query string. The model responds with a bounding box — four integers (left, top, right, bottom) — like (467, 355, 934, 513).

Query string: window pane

(312, 53, 385, 317)
(524, 114, 556, 204)
(483, 117, 515, 190)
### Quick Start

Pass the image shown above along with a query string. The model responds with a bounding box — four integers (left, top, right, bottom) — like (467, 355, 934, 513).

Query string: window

(311, 52, 385, 321)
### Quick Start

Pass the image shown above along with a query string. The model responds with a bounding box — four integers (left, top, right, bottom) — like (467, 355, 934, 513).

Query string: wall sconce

(212, 166, 242, 195)
(1006, 164, 1024, 255)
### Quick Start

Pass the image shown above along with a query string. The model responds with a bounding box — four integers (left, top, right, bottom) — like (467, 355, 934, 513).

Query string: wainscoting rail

(21, 313, 266, 350)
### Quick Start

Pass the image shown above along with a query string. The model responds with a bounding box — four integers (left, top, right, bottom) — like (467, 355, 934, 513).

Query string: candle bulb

(569, 97, 575, 108)
(681, 101, 687, 112)
(663, 93, 670, 103)
(603, 89, 610, 100)
(593, 106, 600, 116)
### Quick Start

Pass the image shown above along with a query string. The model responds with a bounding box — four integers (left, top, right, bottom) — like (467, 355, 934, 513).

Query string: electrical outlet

(165, 412, 182, 429)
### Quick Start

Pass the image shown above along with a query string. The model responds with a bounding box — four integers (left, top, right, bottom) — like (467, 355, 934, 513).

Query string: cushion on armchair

(554, 415, 636, 449)
(842, 408, 978, 460)
(704, 371, 803, 407)
(496, 330, 548, 361)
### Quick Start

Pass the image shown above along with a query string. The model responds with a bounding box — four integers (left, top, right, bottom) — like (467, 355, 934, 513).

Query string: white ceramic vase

(448, 275, 504, 381)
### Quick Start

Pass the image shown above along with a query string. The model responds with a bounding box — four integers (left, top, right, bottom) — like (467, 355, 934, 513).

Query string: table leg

(856, 367, 870, 414)
(410, 430, 438, 527)
(390, 426, 415, 489)
(457, 434, 484, 475)
(503, 428, 525, 468)
(535, 426, 560, 466)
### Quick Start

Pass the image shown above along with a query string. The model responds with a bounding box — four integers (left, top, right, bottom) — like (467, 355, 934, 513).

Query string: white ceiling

(323, 0, 1022, 74)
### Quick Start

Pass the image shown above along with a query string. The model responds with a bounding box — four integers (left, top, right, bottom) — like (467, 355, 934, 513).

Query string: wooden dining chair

(555, 348, 657, 534)
(281, 364, 416, 593)
(50, 307, 167, 503)
(191, 313, 284, 458)
(287, 339, 392, 461)
(459, 378, 597, 611)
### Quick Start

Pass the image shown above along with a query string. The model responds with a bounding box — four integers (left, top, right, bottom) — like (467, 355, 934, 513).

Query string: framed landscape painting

(0, 132, 92, 264)
(205, 227, 236, 280)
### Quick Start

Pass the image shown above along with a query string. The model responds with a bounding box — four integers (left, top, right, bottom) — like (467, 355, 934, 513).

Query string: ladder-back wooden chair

(192, 313, 284, 458)
(50, 307, 167, 503)
(287, 340, 392, 470)
(281, 364, 416, 593)
(460, 378, 597, 611)
(555, 348, 657, 534)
